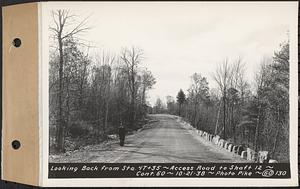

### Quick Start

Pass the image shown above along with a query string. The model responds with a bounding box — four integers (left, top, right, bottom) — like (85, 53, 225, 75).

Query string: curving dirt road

(50, 114, 248, 163)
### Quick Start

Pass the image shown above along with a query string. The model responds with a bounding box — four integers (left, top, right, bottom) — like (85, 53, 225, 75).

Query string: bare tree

(92, 51, 116, 140)
(140, 69, 156, 105)
(187, 73, 209, 128)
(213, 59, 231, 139)
(49, 9, 90, 152)
(228, 57, 246, 142)
(120, 47, 144, 129)
(253, 57, 272, 151)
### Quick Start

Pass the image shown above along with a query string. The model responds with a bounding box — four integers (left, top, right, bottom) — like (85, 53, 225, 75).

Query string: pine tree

(176, 89, 186, 116)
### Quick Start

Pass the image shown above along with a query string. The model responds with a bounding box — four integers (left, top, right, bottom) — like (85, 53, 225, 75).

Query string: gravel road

(50, 114, 248, 163)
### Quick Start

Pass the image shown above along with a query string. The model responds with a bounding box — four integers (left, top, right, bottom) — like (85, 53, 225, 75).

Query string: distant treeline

(49, 10, 155, 153)
(152, 41, 289, 162)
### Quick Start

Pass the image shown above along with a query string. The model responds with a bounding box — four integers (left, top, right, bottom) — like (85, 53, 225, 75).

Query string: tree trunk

(103, 99, 109, 141)
(65, 77, 70, 137)
(130, 68, 135, 129)
(185, 104, 188, 119)
(271, 106, 281, 157)
(56, 35, 65, 152)
(104, 73, 111, 141)
(142, 87, 146, 117)
(223, 92, 226, 139)
(232, 104, 235, 143)
(78, 62, 87, 119)
(254, 102, 261, 152)
(214, 100, 222, 135)
(193, 102, 198, 127)
(272, 126, 280, 157)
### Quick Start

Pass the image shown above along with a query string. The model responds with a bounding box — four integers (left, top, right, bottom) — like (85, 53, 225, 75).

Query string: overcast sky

(47, 2, 296, 105)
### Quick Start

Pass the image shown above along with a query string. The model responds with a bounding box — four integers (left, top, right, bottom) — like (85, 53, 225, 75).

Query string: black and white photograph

(45, 2, 297, 181)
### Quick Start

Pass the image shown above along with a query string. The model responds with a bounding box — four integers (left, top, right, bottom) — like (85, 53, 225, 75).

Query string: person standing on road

(119, 123, 126, 146)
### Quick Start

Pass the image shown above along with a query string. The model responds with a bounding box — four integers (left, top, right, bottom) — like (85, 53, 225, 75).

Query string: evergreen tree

(176, 89, 186, 116)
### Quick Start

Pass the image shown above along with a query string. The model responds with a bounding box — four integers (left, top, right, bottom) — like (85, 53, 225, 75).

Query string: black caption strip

(49, 163, 290, 178)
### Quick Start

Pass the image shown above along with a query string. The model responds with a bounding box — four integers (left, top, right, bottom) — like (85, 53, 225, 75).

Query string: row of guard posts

(196, 128, 278, 163)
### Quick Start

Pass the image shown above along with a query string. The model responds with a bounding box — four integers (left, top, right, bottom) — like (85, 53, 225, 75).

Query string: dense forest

(152, 41, 289, 162)
(49, 10, 156, 153)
